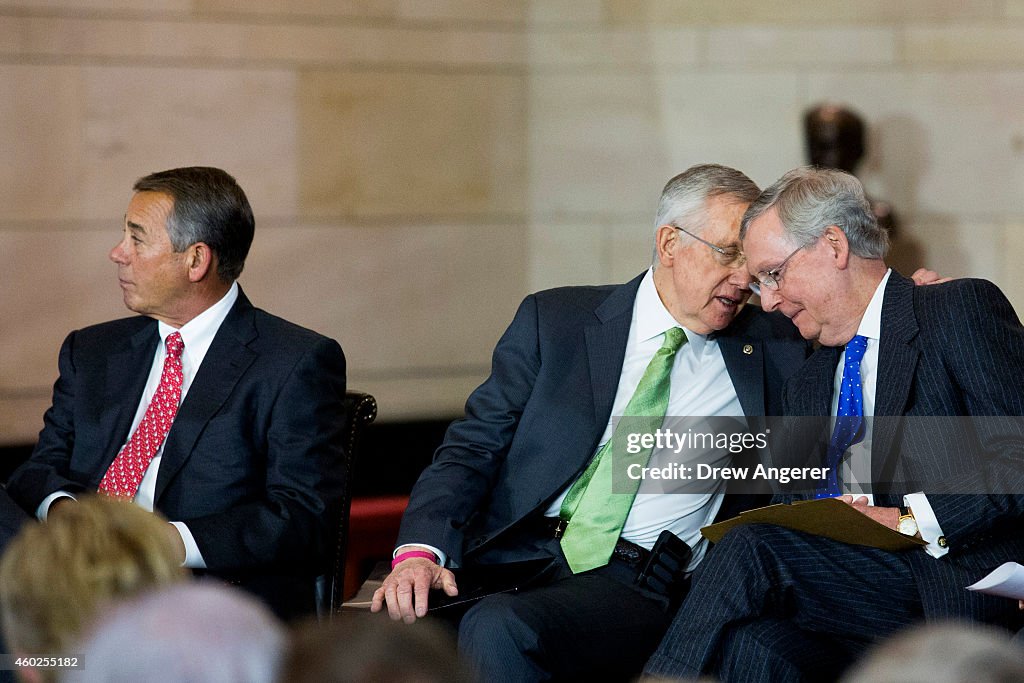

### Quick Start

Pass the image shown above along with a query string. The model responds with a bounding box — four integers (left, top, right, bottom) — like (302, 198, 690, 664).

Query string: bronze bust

(804, 103, 898, 238)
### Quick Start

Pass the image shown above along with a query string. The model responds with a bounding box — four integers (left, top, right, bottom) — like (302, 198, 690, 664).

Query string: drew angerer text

(627, 463, 829, 485)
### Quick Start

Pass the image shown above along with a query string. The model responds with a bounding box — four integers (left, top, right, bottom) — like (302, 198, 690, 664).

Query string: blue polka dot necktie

(816, 335, 868, 499)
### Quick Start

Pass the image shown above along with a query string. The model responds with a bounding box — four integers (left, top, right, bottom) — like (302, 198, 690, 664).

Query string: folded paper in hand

(966, 562, 1024, 600)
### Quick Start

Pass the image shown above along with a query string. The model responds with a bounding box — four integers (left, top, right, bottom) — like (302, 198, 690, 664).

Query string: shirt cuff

(394, 543, 446, 568)
(37, 491, 76, 521)
(171, 521, 207, 569)
(904, 492, 948, 559)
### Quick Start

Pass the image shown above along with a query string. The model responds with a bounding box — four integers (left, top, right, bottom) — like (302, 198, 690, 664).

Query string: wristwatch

(897, 506, 919, 537)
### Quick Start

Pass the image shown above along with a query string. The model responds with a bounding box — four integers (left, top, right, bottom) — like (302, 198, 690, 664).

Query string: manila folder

(701, 498, 928, 552)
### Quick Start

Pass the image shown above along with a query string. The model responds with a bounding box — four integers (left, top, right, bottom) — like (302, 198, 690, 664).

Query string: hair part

(133, 166, 255, 282)
(652, 164, 760, 265)
(739, 166, 889, 259)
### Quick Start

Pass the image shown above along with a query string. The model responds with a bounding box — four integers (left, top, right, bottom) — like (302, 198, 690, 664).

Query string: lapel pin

(742, 344, 754, 355)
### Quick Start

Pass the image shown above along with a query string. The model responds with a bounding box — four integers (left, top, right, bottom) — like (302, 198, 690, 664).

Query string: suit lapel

(872, 273, 920, 481)
(718, 335, 765, 419)
(585, 274, 642, 428)
(789, 346, 840, 418)
(780, 347, 838, 488)
(155, 291, 258, 501)
(99, 322, 159, 468)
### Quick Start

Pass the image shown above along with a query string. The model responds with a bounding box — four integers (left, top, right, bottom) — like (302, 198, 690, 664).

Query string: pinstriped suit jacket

(782, 271, 1024, 621)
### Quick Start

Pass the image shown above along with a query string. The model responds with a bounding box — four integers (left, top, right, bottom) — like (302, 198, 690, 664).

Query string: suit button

(743, 344, 754, 355)
(937, 536, 948, 548)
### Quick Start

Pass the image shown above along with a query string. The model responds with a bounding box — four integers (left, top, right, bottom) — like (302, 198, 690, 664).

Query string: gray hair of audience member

(283, 615, 476, 683)
(739, 166, 889, 259)
(651, 164, 761, 264)
(133, 166, 255, 282)
(65, 582, 284, 683)
(840, 622, 1024, 683)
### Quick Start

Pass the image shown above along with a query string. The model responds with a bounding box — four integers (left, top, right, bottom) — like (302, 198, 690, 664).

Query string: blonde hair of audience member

(0, 495, 187, 681)
(284, 615, 475, 683)
(841, 622, 1024, 683)
(68, 582, 284, 683)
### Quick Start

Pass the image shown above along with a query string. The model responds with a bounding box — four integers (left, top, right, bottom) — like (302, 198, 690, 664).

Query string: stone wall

(2, 1, 1022, 442)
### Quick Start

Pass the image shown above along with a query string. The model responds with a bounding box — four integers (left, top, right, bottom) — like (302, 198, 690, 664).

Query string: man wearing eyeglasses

(371, 164, 812, 681)
(645, 166, 1024, 682)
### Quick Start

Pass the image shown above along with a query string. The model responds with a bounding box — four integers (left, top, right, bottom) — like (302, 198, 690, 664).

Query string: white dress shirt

(402, 269, 747, 570)
(39, 283, 240, 568)
(831, 269, 947, 558)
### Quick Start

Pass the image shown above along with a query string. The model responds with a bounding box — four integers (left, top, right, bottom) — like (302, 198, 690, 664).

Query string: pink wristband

(392, 550, 438, 569)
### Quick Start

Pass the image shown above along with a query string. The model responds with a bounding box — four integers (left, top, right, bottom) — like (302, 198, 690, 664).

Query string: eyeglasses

(749, 244, 805, 296)
(672, 225, 745, 267)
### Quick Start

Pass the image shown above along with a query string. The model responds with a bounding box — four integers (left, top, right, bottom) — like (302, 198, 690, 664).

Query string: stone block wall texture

(1, 1, 1022, 442)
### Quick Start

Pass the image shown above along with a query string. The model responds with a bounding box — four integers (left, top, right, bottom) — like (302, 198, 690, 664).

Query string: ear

(823, 226, 850, 270)
(185, 242, 215, 283)
(655, 225, 680, 268)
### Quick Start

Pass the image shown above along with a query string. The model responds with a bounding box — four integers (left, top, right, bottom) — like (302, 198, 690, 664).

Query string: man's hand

(910, 268, 953, 286)
(370, 556, 458, 624)
(839, 495, 900, 530)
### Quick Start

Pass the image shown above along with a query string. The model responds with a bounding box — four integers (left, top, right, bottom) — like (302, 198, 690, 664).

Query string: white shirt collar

(156, 282, 239, 359)
(635, 268, 708, 354)
(855, 268, 891, 342)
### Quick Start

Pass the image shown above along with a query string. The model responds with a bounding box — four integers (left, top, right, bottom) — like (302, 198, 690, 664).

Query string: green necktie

(559, 327, 688, 573)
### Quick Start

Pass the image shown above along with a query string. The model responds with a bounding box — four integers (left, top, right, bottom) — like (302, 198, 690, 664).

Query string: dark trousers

(645, 523, 925, 682)
(456, 542, 673, 682)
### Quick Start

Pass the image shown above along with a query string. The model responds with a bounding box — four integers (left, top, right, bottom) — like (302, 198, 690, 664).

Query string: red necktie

(99, 332, 184, 499)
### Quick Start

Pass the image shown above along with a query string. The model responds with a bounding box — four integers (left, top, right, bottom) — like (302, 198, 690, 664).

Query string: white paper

(965, 562, 1024, 599)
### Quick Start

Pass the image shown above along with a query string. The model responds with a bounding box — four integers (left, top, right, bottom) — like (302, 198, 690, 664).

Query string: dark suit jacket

(6, 289, 347, 617)
(0, 488, 29, 555)
(782, 272, 1024, 622)
(397, 273, 810, 567)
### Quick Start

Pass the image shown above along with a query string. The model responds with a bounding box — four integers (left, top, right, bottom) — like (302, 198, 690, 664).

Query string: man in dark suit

(370, 164, 811, 681)
(645, 167, 1024, 681)
(6, 167, 347, 620)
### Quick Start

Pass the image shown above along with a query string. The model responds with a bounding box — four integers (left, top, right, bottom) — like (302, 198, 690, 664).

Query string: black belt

(533, 517, 651, 567)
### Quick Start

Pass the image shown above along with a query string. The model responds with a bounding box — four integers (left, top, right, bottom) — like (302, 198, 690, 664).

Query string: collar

(854, 268, 891, 342)
(157, 282, 239, 354)
(636, 268, 708, 353)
